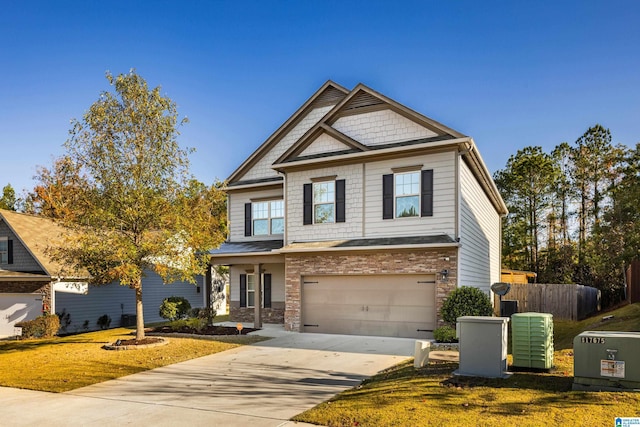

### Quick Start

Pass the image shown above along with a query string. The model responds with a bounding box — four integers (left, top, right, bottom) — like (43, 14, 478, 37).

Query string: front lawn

(0, 327, 265, 392)
(294, 303, 640, 427)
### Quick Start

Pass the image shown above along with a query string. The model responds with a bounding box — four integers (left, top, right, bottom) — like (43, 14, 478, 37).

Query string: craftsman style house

(210, 81, 507, 339)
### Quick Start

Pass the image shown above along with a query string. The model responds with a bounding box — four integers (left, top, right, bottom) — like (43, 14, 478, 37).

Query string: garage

(0, 293, 42, 338)
(302, 274, 436, 338)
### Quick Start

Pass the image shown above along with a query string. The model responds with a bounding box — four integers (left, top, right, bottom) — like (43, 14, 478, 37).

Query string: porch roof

(279, 234, 458, 253)
(209, 240, 284, 256)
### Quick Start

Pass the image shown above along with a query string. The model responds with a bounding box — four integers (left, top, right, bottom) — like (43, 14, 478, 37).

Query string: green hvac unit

(573, 331, 640, 391)
(511, 312, 554, 370)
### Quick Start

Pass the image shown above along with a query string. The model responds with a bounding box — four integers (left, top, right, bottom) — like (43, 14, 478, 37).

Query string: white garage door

(0, 294, 42, 338)
(302, 274, 436, 339)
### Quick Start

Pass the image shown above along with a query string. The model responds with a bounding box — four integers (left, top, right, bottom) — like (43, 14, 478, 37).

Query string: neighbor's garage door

(0, 294, 42, 338)
(302, 274, 436, 339)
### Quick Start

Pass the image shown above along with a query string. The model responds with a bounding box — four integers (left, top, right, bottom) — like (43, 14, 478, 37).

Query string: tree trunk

(135, 280, 145, 340)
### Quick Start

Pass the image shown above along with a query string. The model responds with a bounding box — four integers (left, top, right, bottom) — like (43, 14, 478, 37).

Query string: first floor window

(240, 273, 272, 308)
(0, 237, 7, 264)
(247, 274, 257, 307)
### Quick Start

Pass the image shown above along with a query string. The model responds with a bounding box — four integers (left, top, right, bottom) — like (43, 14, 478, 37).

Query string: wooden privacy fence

(494, 283, 600, 320)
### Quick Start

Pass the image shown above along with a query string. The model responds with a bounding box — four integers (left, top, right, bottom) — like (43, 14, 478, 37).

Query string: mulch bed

(151, 325, 259, 335)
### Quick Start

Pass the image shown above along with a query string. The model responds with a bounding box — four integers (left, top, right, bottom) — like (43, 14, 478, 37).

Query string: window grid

(313, 181, 335, 223)
(252, 200, 284, 236)
(395, 172, 420, 218)
(0, 237, 7, 265)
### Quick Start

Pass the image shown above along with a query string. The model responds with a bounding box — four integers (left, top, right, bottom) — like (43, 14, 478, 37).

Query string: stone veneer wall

(0, 281, 51, 314)
(284, 248, 458, 332)
(230, 304, 285, 324)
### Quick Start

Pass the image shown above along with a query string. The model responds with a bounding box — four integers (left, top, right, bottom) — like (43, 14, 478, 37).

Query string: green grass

(294, 303, 640, 427)
(0, 327, 265, 392)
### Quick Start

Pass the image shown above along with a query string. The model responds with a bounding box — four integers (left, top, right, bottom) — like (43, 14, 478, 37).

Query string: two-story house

(209, 81, 507, 339)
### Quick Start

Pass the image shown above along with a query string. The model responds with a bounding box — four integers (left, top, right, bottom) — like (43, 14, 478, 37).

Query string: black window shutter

(303, 183, 312, 225)
(263, 274, 272, 308)
(335, 179, 345, 223)
(382, 174, 394, 219)
(244, 203, 252, 236)
(421, 169, 434, 217)
(239, 274, 247, 308)
(7, 240, 13, 264)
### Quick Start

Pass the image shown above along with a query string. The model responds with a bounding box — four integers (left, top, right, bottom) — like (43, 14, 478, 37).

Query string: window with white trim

(0, 237, 7, 264)
(313, 181, 335, 223)
(395, 171, 420, 217)
(252, 200, 284, 236)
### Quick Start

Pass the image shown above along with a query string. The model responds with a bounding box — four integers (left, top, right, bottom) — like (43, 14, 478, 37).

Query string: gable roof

(273, 83, 466, 165)
(0, 209, 83, 278)
(227, 80, 349, 184)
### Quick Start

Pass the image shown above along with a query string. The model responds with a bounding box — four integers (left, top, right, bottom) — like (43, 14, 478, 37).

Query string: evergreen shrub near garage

(159, 296, 192, 321)
(433, 325, 458, 343)
(441, 286, 493, 325)
(16, 314, 60, 339)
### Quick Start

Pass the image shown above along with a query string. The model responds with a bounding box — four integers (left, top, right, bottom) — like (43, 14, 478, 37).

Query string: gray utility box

(455, 316, 511, 378)
(573, 331, 640, 391)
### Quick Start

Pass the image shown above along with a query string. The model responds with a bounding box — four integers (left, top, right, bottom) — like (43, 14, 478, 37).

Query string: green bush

(441, 286, 493, 325)
(16, 314, 60, 339)
(433, 325, 458, 343)
(159, 296, 192, 321)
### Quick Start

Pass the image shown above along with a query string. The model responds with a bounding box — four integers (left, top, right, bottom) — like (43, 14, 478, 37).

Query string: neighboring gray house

(0, 209, 222, 337)
(210, 81, 507, 339)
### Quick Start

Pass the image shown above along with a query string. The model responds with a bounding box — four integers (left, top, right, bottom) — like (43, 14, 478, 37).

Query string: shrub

(159, 296, 192, 321)
(441, 286, 493, 325)
(433, 325, 458, 343)
(97, 314, 111, 330)
(16, 314, 60, 339)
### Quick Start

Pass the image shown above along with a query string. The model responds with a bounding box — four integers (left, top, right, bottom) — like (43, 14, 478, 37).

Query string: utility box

(500, 300, 518, 317)
(455, 316, 510, 378)
(573, 331, 640, 391)
(511, 312, 554, 370)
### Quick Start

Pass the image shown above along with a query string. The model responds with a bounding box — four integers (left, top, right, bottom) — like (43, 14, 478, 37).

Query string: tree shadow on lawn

(0, 336, 111, 353)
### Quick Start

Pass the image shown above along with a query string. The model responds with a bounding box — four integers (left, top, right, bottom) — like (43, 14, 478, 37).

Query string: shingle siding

(0, 221, 44, 273)
(333, 109, 438, 146)
(240, 105, 335, 182)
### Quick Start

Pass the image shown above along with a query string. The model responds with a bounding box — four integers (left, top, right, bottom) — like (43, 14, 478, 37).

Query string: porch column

(254, 263, 262, 328)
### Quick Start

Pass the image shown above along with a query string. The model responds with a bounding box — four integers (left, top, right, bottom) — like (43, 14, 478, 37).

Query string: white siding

(363, 151, 457, 238)
(228, 187, 284, 242)
(299, 133, 350, 157)
(240, 105, 335, 182)
(333, 109, 438, 146)
(458, 160, 501, 293)
(229, 263, 285, 303)
(286, 164, 363, 243)
(55, 271, 204, 333)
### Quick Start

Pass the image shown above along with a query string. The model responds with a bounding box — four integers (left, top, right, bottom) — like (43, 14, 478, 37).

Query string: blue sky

(2, 1, 639, 196)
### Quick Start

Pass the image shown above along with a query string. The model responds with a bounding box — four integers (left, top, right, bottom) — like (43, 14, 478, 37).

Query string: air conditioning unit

(573, 331, 640, 391)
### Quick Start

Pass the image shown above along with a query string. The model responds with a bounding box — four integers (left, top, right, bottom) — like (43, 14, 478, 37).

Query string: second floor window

(303, 179, 345, 225)
(244, 200, 284, 237)
(252, 200, 284, 235)
(383, 169, 433, 220)
(313, 181, 335, 223)
(395, 172, 420, 217)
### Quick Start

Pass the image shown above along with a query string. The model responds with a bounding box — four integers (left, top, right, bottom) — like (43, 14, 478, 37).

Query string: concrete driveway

(1, 332, 415, 426)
